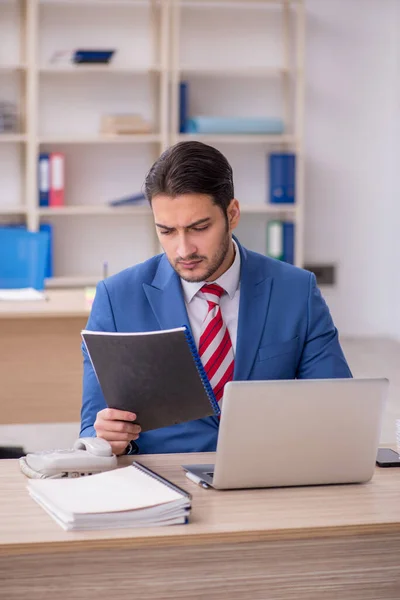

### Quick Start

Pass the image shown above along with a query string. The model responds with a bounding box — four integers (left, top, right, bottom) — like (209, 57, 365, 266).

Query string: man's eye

(193, 226, 209, 232)
(160, 230, 172, 236)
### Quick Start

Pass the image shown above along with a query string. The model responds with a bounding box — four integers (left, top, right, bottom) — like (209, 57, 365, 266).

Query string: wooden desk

(0, 289, 90, 319)
(1, 453, 400, 599)
(0, 316, 86, 425)
(0, 290, 90, 425)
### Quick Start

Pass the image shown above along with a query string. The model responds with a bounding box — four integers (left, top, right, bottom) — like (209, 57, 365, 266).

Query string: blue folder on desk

(0, 227, 49, 290)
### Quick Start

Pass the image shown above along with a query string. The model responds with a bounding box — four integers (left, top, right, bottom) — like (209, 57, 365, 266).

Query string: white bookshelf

(0, 0, 305, 290)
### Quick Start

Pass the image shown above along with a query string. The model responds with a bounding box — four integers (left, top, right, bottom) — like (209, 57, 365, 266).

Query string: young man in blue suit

(80, 141, 352, 455)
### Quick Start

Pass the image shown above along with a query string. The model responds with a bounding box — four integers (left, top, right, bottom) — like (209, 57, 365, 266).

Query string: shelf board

(0, 206, 27, 215)
(0, 64, 27, 73)
(37, 204, 295, 217)
(39, 1, 151, 5)
(179, 66, 288, 77)
(176, 134, 296, 145)
(39, 65, 161, 74)
(45, 275, 101, 289)
(240, 204, 297, 214)
(0, 134, 27, 143)
(38, 205, 151, 216)
(38, 134, 161, 145)
(181, 0, 299, 5)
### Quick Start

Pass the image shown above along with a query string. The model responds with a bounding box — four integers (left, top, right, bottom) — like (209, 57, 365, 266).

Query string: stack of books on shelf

(0, 101, 18, 133)
(100, 114, 151, 135)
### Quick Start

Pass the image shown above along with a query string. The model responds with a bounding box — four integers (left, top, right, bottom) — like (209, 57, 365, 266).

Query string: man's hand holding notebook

(94, 408, 141, 456)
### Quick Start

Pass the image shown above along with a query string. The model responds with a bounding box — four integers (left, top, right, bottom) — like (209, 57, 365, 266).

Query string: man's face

(152, 193, 240, 282)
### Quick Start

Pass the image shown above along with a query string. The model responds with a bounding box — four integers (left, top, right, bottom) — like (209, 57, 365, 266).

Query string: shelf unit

(0, 0, 305, 288)
(170, 0, 305, 268)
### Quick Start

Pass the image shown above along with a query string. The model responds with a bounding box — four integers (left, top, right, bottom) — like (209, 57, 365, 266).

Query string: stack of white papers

(28, 463, 191, 531)
(0, 288, 46, 301)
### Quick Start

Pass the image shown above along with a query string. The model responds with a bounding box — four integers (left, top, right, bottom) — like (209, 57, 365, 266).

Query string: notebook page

(28, 466, 183, 515)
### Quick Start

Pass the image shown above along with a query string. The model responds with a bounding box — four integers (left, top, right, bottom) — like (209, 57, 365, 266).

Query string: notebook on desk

(82, 327, 219, 432)
(28, 462, 191, 531)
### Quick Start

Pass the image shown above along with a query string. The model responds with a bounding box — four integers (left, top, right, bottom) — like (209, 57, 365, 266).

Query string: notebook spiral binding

(183, 325, 220, 416)
(132, 461, 192, 500)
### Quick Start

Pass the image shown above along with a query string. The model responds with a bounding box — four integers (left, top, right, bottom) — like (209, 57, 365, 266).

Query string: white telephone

(19, 437, 118, 479)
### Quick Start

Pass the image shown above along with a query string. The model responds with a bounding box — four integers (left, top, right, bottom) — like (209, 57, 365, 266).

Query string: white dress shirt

(180, 240, 241, 354)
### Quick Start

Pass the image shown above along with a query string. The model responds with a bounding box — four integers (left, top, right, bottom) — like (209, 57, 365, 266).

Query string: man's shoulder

(102, 253, 165, 293)
(245, 247, 312, 285)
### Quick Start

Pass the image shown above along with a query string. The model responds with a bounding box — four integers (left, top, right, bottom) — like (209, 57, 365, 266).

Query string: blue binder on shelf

(283, 222, 295, 265)
(0, 227, 50, 290)
(39, 223, 54, 279)
(38, 153, 50, 207)
(179, 81, 189, 134)
(266, 221, 295, 265)
(269, 153, 296, 204)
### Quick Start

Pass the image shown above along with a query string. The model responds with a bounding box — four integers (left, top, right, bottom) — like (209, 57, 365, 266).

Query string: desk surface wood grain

(1, 452, 400, 556)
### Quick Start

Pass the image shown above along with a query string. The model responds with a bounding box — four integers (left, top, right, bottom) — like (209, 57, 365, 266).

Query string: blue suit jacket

(80, 241, 352, 453)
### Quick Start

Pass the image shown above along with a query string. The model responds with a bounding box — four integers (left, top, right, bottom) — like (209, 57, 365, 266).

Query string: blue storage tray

(0, 227, 50, 290)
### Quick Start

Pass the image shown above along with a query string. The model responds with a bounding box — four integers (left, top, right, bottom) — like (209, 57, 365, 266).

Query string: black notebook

(82, 327, 219, 432)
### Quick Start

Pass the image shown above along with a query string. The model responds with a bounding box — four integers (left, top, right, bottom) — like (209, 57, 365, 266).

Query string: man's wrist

(124, 440, 139, 455)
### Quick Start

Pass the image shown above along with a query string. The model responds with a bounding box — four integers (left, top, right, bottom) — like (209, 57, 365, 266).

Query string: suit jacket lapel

(143, 254, 192, 333)
(234, 244, 273, 380)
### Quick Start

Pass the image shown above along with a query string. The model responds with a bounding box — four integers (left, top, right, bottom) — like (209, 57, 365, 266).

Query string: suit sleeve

(80, 281, 117, 437)
(296, 273, 352, 379)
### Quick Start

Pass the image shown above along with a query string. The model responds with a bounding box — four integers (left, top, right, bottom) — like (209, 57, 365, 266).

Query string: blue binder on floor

(0, 227, 50, 290)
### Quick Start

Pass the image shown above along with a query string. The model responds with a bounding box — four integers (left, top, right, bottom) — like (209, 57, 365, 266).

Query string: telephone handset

(19, 437, 118, 479)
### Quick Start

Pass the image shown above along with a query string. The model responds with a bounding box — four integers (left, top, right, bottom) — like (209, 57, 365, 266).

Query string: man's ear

(227, 198, 240, 230)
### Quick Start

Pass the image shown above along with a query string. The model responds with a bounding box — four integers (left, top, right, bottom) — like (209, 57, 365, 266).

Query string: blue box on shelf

(0, 226, 50, 290)
(73, 49, 115, 64)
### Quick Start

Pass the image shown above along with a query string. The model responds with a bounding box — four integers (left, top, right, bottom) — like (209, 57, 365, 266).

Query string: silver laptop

(183, 378, 389, 490)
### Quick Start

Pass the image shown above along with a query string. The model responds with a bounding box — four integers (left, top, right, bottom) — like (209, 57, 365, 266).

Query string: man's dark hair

(144, 141, 234, 218)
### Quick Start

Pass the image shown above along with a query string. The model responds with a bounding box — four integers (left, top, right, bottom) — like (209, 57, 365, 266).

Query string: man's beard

(172, 231, 231, 283)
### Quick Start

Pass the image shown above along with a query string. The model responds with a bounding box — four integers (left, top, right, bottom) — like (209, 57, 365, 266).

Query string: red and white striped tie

(198, 283, 235, 404)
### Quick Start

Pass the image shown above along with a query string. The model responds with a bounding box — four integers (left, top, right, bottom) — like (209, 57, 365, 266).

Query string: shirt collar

(181, 239, 241, 304)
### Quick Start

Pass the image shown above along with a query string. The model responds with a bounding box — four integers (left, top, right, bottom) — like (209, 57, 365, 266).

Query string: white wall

(304, 0, 399, 339)
(391, 0, 400, 341)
